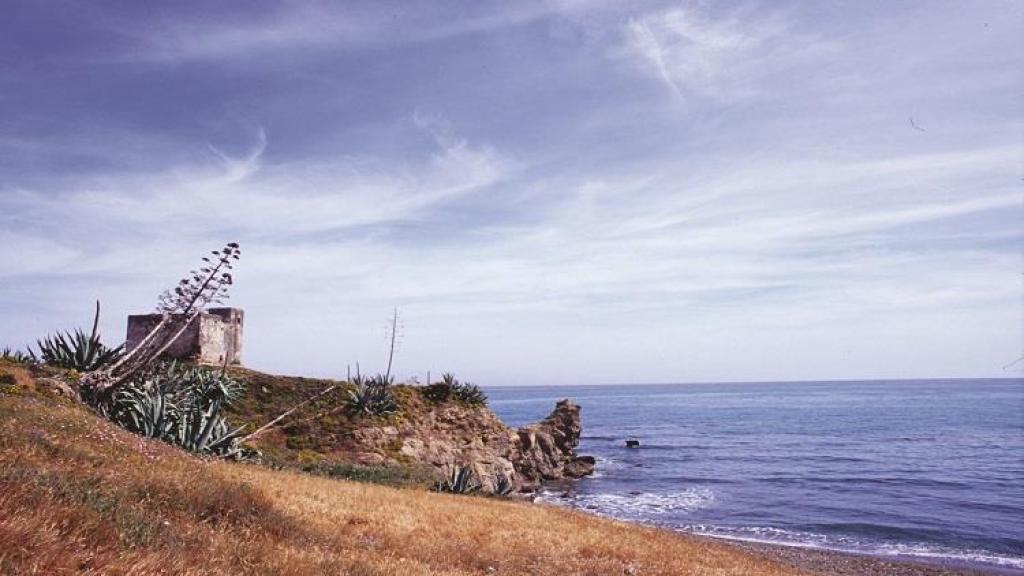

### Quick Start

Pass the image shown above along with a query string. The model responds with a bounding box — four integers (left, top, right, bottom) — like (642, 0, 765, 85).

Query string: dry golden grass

(0, 389, 814, 576)
(0, 360, 37, 392)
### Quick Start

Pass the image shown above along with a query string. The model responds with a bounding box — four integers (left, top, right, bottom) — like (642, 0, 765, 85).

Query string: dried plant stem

(384, 308, 398, 381)
(239, 384, 339, 444)
(81, 243, 240, 399)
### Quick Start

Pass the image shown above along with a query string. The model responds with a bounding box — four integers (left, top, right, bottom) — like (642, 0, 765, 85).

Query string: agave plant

(170, 363, 246, 403)
(422, 373, 487, 407)
(107, 382, 175, 439)
(344, 374, 398, 417)
(34, 301, 123, 371)
(422, 381, 453, 403)
(1, 347, 36, 366)
(173, 393, 247, 457)
(494, 473, 515, 497)
(434, 465, 480, 494)
(99, 361, 247, 458)
(453, 381, 487, 406)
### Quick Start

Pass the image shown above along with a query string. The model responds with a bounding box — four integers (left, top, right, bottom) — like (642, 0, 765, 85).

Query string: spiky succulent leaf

(345, 375, 398, 416)
(421, 374, 487, 407)
(434, 465, 481, 494)
(1, 347, 36, 366)
(96, 361, 247, 458)
(34, 301, 123, 372)
(494, 473, 515, 497)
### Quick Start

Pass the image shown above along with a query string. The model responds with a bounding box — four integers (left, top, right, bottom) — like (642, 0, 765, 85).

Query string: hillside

(0, 360, 810, 575)
(222, 367, 593, 493)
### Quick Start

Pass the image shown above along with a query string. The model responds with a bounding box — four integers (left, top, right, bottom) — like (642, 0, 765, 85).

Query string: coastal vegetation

(0, 347, 34, 365)
(97, 361, 250, 458)
(31, 301, 124, 371)
(422, 372, 487, 407)
(433, 464, 481, 495)
(0, 376, 807, 575)
(346, 374, 400, 417)
(0, 243, 579, 497)
(0, 243, 986, 575)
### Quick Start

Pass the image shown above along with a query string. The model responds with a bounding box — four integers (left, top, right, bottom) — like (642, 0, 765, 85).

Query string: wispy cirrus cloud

(0, 123, 509, 280)
(1, 0, 1020, 383)
(108, 2, 561, 64)
(622, 5, 834, 102)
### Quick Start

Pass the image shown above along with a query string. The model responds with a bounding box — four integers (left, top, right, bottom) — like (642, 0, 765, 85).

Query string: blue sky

(1, 1, 1020, 385)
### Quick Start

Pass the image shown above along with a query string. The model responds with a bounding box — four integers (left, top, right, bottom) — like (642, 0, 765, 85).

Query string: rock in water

(564, 455, 597, 477)
(511, 399, 595, 491)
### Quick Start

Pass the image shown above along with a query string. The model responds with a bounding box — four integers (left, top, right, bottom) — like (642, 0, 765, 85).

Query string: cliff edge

(357, 397, 595, 493)
(225, 369, 594, 493)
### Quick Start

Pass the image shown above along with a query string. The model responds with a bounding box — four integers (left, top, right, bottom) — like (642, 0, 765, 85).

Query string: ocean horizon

(487, 378, 1024, 572)
(482, 376, 1018, 388)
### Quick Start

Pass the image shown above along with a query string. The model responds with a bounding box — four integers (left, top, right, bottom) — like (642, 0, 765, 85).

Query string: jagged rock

(356, 452, 386, 466)
(511, 400, 591, 491)
(342, 396, 593, 494)
(564, 455, 596, 477)
(35, 377, 80, 402)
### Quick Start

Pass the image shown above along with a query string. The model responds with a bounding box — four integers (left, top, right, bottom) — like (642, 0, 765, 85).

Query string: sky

(1, 1, 1021, 385)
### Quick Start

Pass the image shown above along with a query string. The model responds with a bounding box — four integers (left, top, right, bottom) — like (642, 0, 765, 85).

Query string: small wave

(683, 525, 1024, 570)
(873, 542, 1024, 569)
(585, 455, 624, 478)
(538, 488, 715, 519)
(592, 455, 622, 468)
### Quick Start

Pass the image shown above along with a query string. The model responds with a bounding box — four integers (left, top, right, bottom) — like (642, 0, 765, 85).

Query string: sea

(485, 379, 1024, 572)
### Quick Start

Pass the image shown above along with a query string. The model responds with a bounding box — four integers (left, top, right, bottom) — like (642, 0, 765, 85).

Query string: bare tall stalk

(384, 307, 399, 381)
(81, 243, 241, 400)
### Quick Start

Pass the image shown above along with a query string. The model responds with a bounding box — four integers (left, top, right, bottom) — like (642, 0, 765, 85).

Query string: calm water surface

(486, 379, 1024, 571)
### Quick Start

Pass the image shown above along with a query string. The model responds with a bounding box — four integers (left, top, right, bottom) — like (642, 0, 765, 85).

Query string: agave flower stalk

(82, 243, 241, 399)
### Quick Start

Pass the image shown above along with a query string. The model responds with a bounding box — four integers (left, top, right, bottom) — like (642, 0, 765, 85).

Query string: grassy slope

(0, 365, 812, 576)
(223, 367, 499, 483)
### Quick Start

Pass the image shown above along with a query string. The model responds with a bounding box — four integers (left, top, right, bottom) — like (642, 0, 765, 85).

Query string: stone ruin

(126, 308, 244, 366)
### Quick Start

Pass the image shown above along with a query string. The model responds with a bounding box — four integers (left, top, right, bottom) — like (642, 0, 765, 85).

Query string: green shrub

(421, 382, 453, 403)
(494, 473, 515, 497)
(97, 362, 248, 458)
(452, 382, 486, 406)
(0, 373, 19, 395)
(421, 373, 487, 407)
(344, 374, 398, 417)
(33, 302, 123, 371)
(303, 461, 434, 488)
(434, 466, 516, 497)
(35, 330, 123, 372)
(433, 465, 480, 494)
(1, 347, 35, 366)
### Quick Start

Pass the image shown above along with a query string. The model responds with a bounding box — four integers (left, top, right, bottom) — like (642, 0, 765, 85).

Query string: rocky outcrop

(350, 397, 594, 494)
(510, 400, 595, 491)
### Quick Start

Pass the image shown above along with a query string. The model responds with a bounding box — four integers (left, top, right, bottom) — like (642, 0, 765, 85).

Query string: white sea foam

(683, 525, 1024, 570)
(586, 455, 623, 478)
(538, 488, 715, 519)
(539, 494, 1024, 570)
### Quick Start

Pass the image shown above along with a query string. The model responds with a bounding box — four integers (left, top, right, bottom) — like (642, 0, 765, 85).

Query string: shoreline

(533, 491, 1021, 576)
(1, 376, 1019, 576)
(728, 539, 1022, 576)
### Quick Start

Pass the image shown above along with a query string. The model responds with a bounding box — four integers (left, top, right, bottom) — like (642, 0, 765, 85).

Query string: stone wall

(125, 308, 243, 365)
